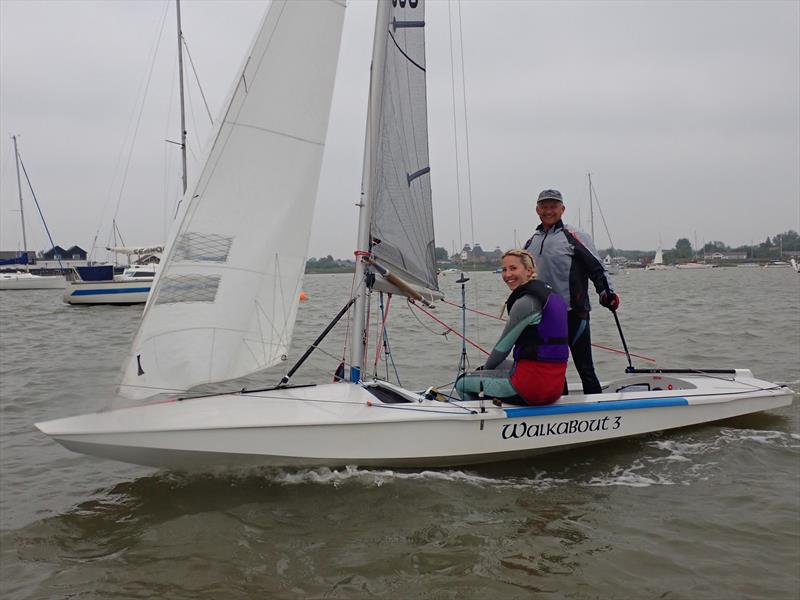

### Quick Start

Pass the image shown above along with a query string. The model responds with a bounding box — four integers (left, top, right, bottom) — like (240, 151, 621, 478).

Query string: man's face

(536, 200, 565, 229)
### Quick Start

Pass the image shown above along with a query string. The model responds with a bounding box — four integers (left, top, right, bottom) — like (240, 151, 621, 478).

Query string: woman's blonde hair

(501, 248, 535, 272)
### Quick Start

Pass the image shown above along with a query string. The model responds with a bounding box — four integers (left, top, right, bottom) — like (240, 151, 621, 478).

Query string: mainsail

(365, 0, 438, 293)
(118, 0, 346, 399)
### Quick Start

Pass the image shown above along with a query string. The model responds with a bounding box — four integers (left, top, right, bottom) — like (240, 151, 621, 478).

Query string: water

(1, 268, 798, 599)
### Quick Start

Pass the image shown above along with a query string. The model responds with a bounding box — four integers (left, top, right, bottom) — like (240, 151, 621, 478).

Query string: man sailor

(523, 189, 619, 394)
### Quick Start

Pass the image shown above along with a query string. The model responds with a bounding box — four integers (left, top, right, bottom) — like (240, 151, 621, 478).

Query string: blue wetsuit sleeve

(484, 295, 542, 369)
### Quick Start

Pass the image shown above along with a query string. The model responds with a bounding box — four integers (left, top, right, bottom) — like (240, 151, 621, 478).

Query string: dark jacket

(524, 220, 614, 316)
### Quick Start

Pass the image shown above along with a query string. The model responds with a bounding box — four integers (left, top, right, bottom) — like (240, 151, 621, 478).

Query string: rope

(441, 298, 656, 362)
(441, 298, 504, 321)
(339, 263, 360, 365)
(592, 342, 656, 363)
(367, 293, 403, 384)
(409, 301, 490, 355)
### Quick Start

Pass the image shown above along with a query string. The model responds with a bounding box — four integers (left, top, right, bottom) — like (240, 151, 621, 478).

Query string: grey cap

(537, 189, 563, 203)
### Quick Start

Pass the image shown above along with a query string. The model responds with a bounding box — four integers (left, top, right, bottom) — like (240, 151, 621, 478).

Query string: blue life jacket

(506, 280, 569, 363)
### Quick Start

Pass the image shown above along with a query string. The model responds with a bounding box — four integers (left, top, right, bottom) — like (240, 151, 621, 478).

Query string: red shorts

(510, 359, 567, 405)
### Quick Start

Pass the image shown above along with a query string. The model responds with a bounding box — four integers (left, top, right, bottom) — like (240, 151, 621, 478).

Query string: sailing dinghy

(36, 0, 793, 470)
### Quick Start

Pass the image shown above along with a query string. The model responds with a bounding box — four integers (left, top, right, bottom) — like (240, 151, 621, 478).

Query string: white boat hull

(63, 279, 152, 305)
(0, 273, 65, 289)
(36, 371, 794, 470)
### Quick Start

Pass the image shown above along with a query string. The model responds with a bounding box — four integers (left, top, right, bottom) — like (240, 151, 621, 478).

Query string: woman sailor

(456, 249, 569, 406)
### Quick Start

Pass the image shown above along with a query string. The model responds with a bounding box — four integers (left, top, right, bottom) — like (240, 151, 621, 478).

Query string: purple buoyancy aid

(507, 280, 569, 363)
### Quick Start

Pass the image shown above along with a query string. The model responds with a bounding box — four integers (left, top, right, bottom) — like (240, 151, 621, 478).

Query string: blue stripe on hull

(504, 397, 689, 417)
(71, 287, 150, 296)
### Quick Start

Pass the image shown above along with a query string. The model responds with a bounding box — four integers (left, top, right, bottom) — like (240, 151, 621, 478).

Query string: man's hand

(599, 291, 620, 312)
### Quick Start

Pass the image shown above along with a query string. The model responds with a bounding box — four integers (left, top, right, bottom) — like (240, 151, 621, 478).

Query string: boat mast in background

(1, 135, 66, 289)
(11, 135, 29, 269)
(588, 172, 595, 240)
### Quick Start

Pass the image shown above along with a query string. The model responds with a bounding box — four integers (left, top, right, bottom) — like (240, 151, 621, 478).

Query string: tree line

(306, 230, 798, 270)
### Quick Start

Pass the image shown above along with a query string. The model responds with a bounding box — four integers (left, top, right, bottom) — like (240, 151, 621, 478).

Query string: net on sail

(367, 0, 438, 293)
(118, 0, 346, 399)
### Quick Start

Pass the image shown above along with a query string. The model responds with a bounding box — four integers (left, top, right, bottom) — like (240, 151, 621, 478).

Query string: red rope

(441, 298, 505, 321)
(441, 299, 656, 362)
(410, 302, 491, 355)
(592, 342, 656, 362)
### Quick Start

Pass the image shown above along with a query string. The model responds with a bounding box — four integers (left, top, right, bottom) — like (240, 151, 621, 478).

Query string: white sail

(366, 0, 438, 293)
(118, 0, 346, 399)
(653, 247, 663, 265)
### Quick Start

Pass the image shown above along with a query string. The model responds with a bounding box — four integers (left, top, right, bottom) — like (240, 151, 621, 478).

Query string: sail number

(392, 0, 419, 7)
(501, 415, 622, 440)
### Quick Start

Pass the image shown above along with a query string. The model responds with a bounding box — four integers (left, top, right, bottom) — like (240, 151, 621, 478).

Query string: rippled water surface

(1, 268, 798, 599)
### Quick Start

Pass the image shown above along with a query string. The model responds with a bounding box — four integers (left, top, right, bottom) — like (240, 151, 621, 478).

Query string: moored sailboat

(587, 174, 621, 275)
(36, 0, 793, 470)
(676, 261, 714, 269)
(64, 1, 193, 306)
(63, 248, 160, 305)
(0, 135, 65, 290)
(645, 245, 671, 270)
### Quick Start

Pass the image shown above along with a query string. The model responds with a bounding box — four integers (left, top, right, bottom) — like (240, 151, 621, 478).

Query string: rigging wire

(447, 1, 465, 262)
(408, 300, 491, 355)
(589, 177, 616, 250)
(17, 153, 63, 270)
(440, 298, 656, 362)
(181, 36, 214, 125)
(456, 0, 477, 262)
(455, 1, 480, 311)
(89, 1, 171, 262)
(372, 293, 402, 385)
(445, 0, 487, 381)
(112, 220, 127, 249)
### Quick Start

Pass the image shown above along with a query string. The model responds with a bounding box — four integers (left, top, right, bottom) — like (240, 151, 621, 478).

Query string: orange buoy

(299, 291, 308, 301)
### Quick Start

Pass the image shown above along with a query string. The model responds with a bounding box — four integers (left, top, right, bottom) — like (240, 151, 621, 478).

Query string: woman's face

(501, 255, 534, 290)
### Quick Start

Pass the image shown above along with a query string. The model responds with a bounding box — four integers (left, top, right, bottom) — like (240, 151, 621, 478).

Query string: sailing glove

(599, 291, 620, 312)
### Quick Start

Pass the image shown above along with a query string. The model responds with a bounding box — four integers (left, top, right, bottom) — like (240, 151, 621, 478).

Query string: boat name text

(501, 416, 621, 440)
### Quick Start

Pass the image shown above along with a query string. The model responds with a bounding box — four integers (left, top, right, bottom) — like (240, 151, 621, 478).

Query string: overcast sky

(1, 0, 798, 260)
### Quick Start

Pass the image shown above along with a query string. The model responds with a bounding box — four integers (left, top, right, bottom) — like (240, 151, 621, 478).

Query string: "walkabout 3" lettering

(501, 415, 622, 440)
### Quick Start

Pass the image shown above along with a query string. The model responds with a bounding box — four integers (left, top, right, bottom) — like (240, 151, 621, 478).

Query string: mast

(176, 0, 188, 195)
(11, 135, 29, 268)
(588, 172, 595, 240)
(349, 0, 391, 383)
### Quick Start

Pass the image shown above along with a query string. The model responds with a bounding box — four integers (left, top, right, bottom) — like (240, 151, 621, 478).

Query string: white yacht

(0, 270, 64, 290)
(63, 263, 156, 305)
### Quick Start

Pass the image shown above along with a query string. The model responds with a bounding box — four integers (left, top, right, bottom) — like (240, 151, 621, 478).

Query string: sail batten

(224, 121, 328, 146)
(118, 0, 346, 399)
